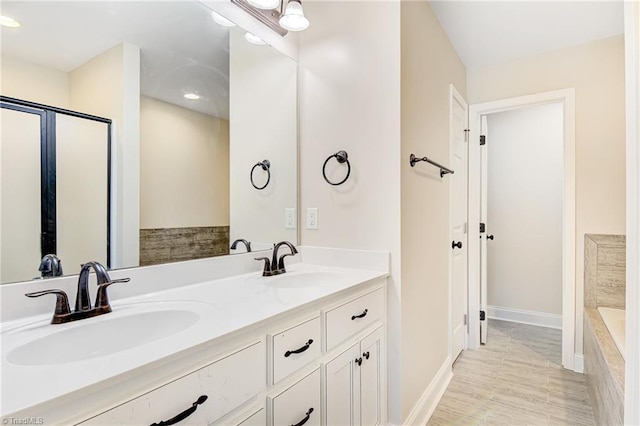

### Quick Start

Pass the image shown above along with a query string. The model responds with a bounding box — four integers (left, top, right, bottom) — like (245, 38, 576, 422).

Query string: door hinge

(480, 135, 486, 146)
(464, 314, 468, 326)
(480, 310, 486, 321)
(480, 223, 486, 233)
(464, 222, 468, 234)
(464, 128, 470, 142)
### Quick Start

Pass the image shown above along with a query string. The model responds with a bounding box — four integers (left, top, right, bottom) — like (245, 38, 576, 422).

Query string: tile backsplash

(585, 234, 626, 308)
(140, 226, 230, 266)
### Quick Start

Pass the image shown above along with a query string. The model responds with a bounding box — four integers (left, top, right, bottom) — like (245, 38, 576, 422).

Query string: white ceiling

(0, 1, 231, 119)
(429, 1, 625, 69)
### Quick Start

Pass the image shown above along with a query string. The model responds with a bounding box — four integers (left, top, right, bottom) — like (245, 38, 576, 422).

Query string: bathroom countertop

(0, 262, 388, 418)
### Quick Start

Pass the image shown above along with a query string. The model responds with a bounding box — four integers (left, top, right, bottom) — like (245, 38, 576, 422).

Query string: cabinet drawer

(325, 288, 384, 350)
(235, 408, 265, 426)
(82, 342, 264, 425)
(271, 316, 321, 384)
(269, 369, 320, 426)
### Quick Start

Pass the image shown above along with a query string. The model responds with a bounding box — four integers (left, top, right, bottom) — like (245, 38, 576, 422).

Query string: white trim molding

(574, 354, 584, 374)
(624, 1, 640, 424)
(468, 89, 576, 372)
(487, 306, 562, 329)
(404, 357, 452, 426)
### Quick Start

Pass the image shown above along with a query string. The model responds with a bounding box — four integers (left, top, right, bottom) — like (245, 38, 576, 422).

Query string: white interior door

(450, 86, 468, 359)
(480, 115, 489, 344)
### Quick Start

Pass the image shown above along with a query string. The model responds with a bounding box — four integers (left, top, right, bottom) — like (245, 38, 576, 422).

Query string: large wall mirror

(0, 1, 298, 284)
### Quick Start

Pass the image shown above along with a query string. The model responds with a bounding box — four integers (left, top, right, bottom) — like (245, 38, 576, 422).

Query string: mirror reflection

(0, 1, 297, 284)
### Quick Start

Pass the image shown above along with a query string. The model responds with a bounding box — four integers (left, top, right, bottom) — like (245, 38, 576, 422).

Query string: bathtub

(598, 307, 626, 360)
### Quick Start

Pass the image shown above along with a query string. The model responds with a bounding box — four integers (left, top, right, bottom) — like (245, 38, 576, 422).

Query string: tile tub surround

(139, 226, 230, 266)
(0, 247, 390, 420)
(584, 234, 626, 309)
(429, 320, 595, 425)
(584, 308, 624, 425)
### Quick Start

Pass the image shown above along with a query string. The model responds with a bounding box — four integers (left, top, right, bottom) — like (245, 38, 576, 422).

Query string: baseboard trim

(404, 356, 452, 425)
(574, 353, 584, 373)
(487, 305, 562, 329)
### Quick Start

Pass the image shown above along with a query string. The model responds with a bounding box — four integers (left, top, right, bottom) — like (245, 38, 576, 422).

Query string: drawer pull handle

(291, 407, 314, 426)
(150, 395, 208, 426)
(351, 309, 368, 320)
(363, 351, 370, 360)
(285, 339, 314, 357)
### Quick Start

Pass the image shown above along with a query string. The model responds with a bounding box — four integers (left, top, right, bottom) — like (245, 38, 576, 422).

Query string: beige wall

(401, 0, 466, 420)
(69, 42, 140, 269)
(140, 96, 230, 229)
(487, 103, 564, 315)
(0, 56, 69, 107)
(229, 30, 297, 247)
(467, 35, 626, 356)
(298, 1, 402, 421)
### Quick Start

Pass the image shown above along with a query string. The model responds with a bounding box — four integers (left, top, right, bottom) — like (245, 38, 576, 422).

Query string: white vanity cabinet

(60, 278, 386, 426)
(324, 326, 384, 426)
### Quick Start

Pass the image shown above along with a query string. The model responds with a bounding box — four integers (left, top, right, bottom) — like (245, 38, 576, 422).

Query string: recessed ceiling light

(0, 15, 21, 28)
(245, 32, 266, 46)
(184, 93, 201, 100)
(211, 11, 235, 27)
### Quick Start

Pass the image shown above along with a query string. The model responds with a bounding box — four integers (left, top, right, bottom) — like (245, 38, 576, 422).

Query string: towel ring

(250, 159, 271, 190)
(322, 151, 350, 186)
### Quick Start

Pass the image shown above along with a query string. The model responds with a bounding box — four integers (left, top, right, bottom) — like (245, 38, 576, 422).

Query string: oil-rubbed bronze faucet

(25, 261, 130, 324)
(255, 241, 298, 277)
(230, 239, 252, 252)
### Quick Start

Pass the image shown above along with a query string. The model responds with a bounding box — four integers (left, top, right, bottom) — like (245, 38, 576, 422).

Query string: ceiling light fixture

(247, 0, 280, 10)
(0, 15, 21, 28)
(184, 93, 201, 100)
(211, 11, 236, 27)
(245, 32, 267, 45)
(279, 0, 309, 32)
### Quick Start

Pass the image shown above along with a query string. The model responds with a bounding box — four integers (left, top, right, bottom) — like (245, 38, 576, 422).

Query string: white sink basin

(6, 305, 203, 366)
(255, 271, 342, 288)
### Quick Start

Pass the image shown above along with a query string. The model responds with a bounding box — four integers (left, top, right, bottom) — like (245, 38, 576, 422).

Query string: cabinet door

(360, 327, 384, 426)
(324, 343, 361, 426)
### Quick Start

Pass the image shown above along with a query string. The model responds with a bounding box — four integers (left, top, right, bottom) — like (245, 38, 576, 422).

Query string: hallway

(428, 320, 595, 425)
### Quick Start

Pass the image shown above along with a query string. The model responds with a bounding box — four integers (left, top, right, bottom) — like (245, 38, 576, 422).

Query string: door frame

(467, 89, 576, 371)
(624, 1, 640, 423)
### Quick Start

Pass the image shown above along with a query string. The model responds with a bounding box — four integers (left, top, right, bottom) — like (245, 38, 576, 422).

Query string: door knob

(451, 241, 462, 249)
(487, 235, 494, 240)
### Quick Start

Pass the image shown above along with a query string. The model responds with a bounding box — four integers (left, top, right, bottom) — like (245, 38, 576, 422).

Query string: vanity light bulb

(247, 0, 280, 10)
(211, 11, 235, 27)
(0, 15, 21, 28)
(279, 0, 309, 32)
(245, 32, 266, 45)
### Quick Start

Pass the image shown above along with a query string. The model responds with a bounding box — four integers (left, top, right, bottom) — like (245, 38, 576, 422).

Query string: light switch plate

(285, 208, 296, 229)
(306, 208, 318, 230)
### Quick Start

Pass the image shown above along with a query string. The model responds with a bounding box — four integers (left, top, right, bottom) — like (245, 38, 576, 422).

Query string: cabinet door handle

(150, 395, 207, 426)
(284, 339, 314, 357)
(291, 407, 314, 426)
(351, 309, 368, 320)
(355, 357, 363, 366)
(363, 351, 370, 360)
(452, 240, 463, 249)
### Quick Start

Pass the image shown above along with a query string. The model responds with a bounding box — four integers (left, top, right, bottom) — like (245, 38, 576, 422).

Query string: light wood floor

(428, 320, 595, 425)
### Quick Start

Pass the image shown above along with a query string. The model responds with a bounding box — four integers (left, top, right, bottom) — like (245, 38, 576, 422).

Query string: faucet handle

(254, 257, 271, 276)
(95, 278, 130, 309)
(25, 289, 71, 318)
